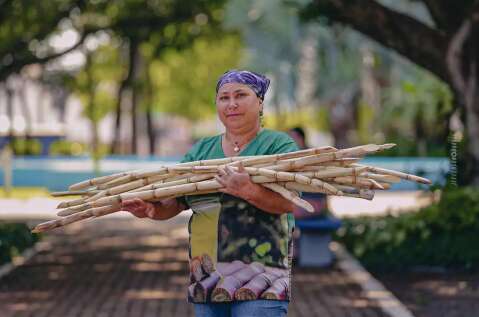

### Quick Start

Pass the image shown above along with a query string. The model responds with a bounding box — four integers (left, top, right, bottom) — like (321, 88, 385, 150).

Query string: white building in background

(0, 68, 194, 157)
(0, 26, 197, 157)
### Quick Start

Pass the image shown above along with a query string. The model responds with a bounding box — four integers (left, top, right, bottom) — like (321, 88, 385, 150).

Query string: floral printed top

(179, 129, 298, 303)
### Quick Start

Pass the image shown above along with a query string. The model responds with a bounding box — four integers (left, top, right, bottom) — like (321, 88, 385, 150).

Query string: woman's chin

(224, 119, 246, 128)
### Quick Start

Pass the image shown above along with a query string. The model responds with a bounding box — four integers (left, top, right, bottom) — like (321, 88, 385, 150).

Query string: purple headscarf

(216, 70, 270, 100)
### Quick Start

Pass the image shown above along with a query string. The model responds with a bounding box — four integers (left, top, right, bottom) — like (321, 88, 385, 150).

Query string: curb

(331, 242, 415, 317)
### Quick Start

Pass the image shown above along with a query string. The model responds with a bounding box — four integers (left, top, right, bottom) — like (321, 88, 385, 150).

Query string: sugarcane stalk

(283, 182, 375, 200)
(362, 172, 401, 183)
(295, 158, 360, 169)
(261, 183, 314, 213)
(57, 197, 89, 209)
(68, 171, 132, 190)
(302, 166, 369, 179)
(51, 190, 99, 197)
(351, 163, 432, 184)
(133, 173, 217, 193)
(32, 204, 120, 233)
(57, 203, 92, 216)
(327, 176, 385, 189)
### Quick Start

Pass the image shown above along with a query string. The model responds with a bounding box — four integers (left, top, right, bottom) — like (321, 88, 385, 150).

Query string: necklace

(233, 142, 241, 152)
(225, 129, 261, 153)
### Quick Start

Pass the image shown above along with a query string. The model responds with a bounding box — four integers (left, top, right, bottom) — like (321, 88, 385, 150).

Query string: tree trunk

(130, 40, 142, 155)
(6, 85, 14, 142)
(328, 85, 359, 148)
(111, 40, 138, 154)
(131, 85, 138, 154)
(446, 16, 479, 185)
(111, 82, 124, 154)
(84, 53, 99, 160)
(145, 62, 156, 156)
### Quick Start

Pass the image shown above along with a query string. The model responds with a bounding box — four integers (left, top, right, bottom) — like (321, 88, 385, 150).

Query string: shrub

(11, 138, 42, 155)
(335, 187, 479, 271)
(0, 223, 40, 265)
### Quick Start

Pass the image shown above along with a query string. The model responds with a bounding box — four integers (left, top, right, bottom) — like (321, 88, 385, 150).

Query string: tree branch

(446, 20, 470, 97)
(0, 28, 94, 81)
(420, 0, 476, 33)
(303, 0, 449, 81)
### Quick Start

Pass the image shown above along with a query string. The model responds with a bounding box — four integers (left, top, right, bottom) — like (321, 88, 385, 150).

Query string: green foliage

(0, 223, 40, 265)
(149, 35, 241, 121)
(65, 43, 123, 123)
(49, 140, 88, 156)
(335, 187, 479, 271)
(263, 106, 330, 132)
(357, 101, 375, 144)
(10, 138, 42, 156)
(0, 0, 228, 80)
(381, 69, 453, 139)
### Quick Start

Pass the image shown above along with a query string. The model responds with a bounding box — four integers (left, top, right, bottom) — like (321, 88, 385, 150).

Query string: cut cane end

(56, 202, 68, 209)
(69, 181, 90, 191)
(363, 144, 381, 152)
(31, 223, 51, 233)
(419, 178, 432, 185)
(382, 143, 396, 149)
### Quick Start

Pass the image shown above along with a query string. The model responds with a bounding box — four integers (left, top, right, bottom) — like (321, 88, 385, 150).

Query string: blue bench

(295, 217, 342, 267)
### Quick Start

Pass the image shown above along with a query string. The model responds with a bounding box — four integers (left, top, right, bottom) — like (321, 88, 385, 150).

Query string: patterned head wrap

(216, 70, 270, 100)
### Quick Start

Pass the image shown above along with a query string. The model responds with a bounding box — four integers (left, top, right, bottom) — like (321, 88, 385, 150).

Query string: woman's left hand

(215, 163, 257, 199)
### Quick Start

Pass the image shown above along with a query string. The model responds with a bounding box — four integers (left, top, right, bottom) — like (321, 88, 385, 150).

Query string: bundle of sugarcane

(31, 143, 431, 233)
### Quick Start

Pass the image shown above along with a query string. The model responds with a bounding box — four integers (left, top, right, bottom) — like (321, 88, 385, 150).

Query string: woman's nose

(227, 99, 238, 109)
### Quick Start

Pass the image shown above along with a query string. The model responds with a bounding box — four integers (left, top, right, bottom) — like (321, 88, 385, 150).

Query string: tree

(300, 0, 479, 185)
(0, 0, 229, 155)
(149, 36, 241, 122)
(64, 44, 121, 159)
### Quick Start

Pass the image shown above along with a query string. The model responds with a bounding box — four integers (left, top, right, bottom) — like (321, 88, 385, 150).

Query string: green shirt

(180, 129, 299, 303)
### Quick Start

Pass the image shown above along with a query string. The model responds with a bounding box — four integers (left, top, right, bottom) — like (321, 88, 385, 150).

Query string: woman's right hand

(121, 198, 157, 219)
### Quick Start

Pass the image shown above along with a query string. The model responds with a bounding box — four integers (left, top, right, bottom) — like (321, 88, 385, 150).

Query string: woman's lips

(226, 113, 243, 117)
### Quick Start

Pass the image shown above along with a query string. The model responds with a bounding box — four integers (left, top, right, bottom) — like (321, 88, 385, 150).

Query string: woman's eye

(219, 96, 228, 101)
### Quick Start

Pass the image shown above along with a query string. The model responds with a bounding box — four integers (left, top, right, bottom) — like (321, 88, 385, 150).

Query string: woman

(121, 70, 299, 317)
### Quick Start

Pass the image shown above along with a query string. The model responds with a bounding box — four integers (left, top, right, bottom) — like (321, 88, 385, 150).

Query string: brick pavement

(0, 217, 388, 317)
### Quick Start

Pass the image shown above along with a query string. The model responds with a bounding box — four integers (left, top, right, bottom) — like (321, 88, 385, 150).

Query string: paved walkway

(0, 217, 387, 317)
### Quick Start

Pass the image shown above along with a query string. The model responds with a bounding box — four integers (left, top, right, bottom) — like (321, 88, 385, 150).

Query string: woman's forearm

(152, 198, 187, 220)
(241, 183, 296, 215)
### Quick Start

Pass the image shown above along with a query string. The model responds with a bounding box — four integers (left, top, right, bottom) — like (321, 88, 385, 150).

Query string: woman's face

(216, 82, 262, 131)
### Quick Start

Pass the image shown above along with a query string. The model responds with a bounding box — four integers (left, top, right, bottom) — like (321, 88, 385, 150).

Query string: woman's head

(215, 70, 270, 132)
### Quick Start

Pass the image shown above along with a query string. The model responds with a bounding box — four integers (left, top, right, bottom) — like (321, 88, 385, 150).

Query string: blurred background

(0, 1, 478, 316)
